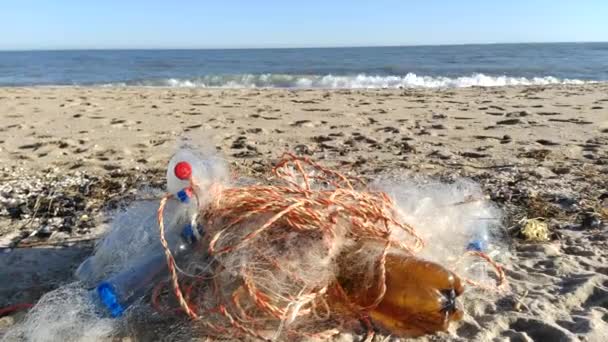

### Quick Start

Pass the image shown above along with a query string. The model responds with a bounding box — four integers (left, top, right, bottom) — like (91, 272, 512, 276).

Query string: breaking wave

(108, 73, 591, 89)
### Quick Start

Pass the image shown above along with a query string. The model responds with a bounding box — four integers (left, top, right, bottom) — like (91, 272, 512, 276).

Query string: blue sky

(2, 0, 607, 50)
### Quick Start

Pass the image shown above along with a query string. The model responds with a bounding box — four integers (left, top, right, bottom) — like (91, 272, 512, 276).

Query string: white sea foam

(110, 73, 592, 89)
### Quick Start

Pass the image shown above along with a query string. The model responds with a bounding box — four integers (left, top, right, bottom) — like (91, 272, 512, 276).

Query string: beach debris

(517, 149, 551, 160)
(525, 195, 567, 220)
(3, 148, 507, 341)
(580, 211, 602, 229)
(336, 251, 465, 336)
(601, 206, 608, 221)
(519, 218, 551, 242)
(513, 290, 530, 312)
(0, 167, 164, 247)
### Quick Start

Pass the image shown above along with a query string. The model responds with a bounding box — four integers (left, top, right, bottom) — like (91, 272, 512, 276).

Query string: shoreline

(2, 82, 603, 88)
(0, 79, 601, 90)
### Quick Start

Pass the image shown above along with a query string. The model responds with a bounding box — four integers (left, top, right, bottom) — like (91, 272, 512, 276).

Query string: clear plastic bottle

(166, 149, 227, 196)
(466, 224, 489, 252)
(82, 149, 215, 318)
(91, 222, 202, 318)
(466, 225, 490, 285)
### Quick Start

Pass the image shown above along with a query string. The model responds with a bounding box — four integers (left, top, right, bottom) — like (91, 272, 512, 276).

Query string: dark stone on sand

(231, 140, 246, 149)
(312, 135, 333, 143)
(7, 206, 24, 219)
(580, 212, 602, 229)
(376, 126, 400, 133)
(497, 119, 523, 125)
(294, 144, 312, 155)
(536, 139, 560, 146)
(551, 167, 570, 175)
(102, 164, 121, 171)
(36, 225, 53, 237)
(396, 142, 416, 154)
(461, 152, 489, 158)
(291, 120, 314, 127)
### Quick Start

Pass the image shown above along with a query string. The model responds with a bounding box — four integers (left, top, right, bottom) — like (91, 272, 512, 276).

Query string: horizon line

(1, 41, 607, 52)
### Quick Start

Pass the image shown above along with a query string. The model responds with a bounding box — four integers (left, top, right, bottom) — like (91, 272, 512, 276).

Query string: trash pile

(2, 148, 507, 341)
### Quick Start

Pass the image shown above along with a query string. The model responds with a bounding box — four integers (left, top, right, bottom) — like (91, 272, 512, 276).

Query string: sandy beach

(1, 84, 608, 341)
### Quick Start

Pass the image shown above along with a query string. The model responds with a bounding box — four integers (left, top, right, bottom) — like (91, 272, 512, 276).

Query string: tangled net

(154, 153, 506, 340)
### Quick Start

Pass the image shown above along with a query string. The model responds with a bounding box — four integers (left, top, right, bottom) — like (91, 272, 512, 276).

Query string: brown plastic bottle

(336, 252, 464, 337)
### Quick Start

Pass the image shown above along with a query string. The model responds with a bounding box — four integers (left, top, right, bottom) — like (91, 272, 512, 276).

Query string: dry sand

(1, 84, 608, 341)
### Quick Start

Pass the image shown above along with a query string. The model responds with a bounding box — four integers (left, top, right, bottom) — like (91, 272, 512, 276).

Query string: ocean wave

(107, 73, 590, 89)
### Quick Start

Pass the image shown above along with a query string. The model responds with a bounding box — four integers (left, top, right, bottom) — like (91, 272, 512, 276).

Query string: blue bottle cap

(97, 282, 125, 318)
(182, 223, 195, 243)
(176, 189, 191, 203)
(181, 223, 204, 243)
(467, 239, 486, 252)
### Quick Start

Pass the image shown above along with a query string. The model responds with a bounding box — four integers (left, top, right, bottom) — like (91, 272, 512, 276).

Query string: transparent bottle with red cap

(78, 150, 208, 317)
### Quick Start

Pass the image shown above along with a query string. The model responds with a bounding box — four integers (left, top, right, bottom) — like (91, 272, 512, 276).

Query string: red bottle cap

(174, 161, 192, 180)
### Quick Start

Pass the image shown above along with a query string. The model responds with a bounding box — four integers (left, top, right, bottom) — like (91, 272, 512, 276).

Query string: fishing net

(154, 153, 506, 340)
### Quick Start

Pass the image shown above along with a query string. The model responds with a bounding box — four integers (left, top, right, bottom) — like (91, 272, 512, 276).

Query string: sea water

(0, 43, 607, 88)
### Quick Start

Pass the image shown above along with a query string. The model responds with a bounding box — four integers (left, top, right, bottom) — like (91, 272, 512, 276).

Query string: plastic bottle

(84, 153, 208, 318)
(92, 222, 202, 318)
(335, 252, 464, 337)
(466, 224, 489, 252)
(166, 149, 226, 197)
(466, 225, 491, 285)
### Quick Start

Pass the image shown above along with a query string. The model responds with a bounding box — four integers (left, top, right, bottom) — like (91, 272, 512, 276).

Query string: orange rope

(157, 193, 199, 319)
(459, 250, 507, 291)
